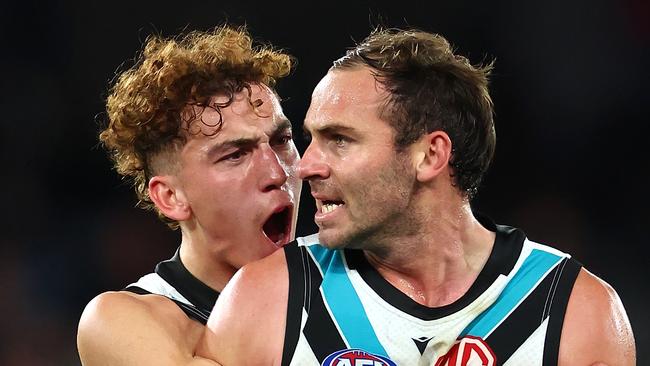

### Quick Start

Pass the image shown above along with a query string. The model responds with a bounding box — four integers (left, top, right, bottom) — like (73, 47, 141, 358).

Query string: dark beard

(337, 153, 422, 255)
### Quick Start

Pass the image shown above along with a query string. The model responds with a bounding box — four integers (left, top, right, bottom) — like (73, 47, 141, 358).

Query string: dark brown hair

(333, 28, 495, 198)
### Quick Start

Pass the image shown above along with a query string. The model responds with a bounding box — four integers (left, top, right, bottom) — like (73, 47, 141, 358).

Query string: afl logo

(434, 336, 496, 366)
(322, 348, 397, 366)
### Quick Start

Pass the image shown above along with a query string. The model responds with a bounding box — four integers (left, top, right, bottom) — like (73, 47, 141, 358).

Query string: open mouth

(320, 200, 344, 214)
(262, 206, 292, 247)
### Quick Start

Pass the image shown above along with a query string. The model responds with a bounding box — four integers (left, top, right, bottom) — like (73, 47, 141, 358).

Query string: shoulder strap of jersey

(123, 285, 210, 325)
(282, 242, 305, 366)
(282, 242, 349, 365)
(462, 256, 582, 364)
(543, 257, 582, 366)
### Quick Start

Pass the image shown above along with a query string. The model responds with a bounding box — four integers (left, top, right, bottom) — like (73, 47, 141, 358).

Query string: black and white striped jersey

(282, 219, 581, 366)
(124, 249, 219, 325)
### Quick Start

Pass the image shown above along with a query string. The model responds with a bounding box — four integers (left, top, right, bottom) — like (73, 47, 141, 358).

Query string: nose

(259, 144, 288, 192)
(297, 142, 329, 181)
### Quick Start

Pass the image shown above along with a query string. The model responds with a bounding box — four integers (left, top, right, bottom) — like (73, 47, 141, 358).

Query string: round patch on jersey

(435, 336, 496, 366)
(322, 348, 397, 366)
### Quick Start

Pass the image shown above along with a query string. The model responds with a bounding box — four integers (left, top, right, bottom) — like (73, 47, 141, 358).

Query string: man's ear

(414, 131, 453, 183)
(148, 175, 191, 222)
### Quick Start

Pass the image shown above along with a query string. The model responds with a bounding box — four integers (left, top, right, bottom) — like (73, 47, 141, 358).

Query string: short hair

(100, 25, 292, 226)
(332, 28, 496, 198)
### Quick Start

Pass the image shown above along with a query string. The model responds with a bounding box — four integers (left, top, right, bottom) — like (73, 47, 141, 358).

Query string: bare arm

(77, 292, 220, 366)
(559, 268, 636, 366)
(198, 249, 289, 366)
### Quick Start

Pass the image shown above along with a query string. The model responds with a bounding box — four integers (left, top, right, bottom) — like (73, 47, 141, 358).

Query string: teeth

(321, 203, 342, 214)
(273, 233, 285, 246)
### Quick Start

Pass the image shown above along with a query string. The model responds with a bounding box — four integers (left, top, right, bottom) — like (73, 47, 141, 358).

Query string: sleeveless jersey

(281, 220, 581, 366)
(124, 249, 219, 325)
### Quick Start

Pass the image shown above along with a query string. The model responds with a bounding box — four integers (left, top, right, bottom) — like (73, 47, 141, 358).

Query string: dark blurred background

(1, 0, 648, 364)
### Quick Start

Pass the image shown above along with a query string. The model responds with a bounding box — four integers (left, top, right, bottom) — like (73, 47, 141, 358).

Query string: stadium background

(1, 0, 648, 364)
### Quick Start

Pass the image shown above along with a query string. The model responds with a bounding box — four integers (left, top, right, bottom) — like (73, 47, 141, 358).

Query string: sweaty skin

(198, 68, 635, 366)
(78, 85, 301, 366)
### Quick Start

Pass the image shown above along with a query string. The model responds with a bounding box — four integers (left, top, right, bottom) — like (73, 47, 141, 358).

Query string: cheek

(349, 160, 410, 204)
(200, 193, 253, 227)
(185, 172, 245, 210)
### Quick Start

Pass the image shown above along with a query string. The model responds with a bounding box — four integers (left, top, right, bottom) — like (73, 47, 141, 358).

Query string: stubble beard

(320, 152, 420, 254)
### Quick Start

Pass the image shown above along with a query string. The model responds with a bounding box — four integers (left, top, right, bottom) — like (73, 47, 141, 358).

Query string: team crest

(434, 336, 496, 366)
(322, 348, 397, 366)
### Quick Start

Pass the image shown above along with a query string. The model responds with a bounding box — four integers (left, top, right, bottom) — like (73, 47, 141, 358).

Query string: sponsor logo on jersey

(412, 336, 435, 355)
(322, 348, 397, 366)
(434, 336, 496, 366)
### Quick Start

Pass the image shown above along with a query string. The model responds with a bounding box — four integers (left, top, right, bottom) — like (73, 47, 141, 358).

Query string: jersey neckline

(344, 215, 525, 320)
(155, 248, 220, 315)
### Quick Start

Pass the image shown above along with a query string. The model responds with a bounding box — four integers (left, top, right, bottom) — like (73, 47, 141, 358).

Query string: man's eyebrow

(303, 123, 355, 136)
(206, 137, 260, 159)
(271, 119, 293, 135)
(206, 119, 292, 158)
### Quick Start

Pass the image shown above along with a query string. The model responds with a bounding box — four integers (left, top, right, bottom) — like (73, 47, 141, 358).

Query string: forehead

(305, 67, 388, 130)
(185, 83, 286, 140)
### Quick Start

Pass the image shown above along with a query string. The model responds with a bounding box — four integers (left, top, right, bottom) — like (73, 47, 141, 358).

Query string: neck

(178, 228, 236, 293)
(364, 199, 495, 308)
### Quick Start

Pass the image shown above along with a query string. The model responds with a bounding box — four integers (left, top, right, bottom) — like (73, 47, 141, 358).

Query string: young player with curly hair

(77, 25, 301, 365)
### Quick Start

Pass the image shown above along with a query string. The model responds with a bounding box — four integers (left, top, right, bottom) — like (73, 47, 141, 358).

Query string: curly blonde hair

(100, 25, 292, 227)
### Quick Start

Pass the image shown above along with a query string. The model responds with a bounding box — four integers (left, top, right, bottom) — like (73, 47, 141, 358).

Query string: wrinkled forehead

(181, 83, 285, 137)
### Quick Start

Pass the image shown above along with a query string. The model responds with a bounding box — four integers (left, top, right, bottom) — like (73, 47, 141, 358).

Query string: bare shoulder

(78, 291, 216, 365)
(199, 249, 289, 366)
(210, 247, 289, 312)
(559, 268, 636, 366)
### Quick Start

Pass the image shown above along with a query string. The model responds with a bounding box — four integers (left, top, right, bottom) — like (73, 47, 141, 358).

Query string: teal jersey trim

(461, 248, 563, 338)
(307, 245, 389, 357)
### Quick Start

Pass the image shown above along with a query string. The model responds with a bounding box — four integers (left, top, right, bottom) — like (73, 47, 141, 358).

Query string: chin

(319, 225, 383, 252)
(317, 231, 351, 250)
